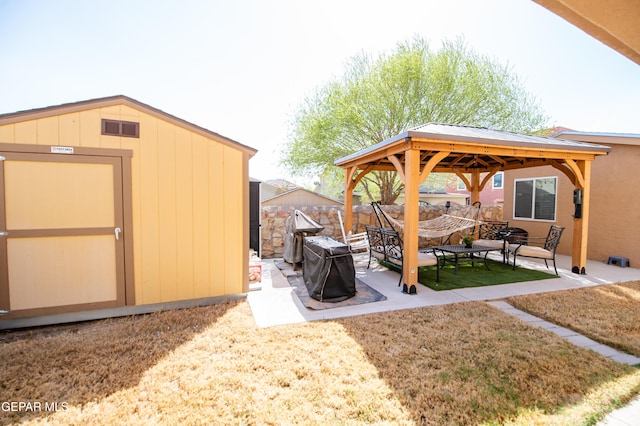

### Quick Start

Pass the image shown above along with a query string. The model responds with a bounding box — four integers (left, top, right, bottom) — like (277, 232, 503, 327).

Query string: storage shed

(0, 95, 257, 325)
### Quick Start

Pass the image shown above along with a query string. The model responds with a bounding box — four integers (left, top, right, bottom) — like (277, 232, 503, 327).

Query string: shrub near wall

(260, 204, 503, 259)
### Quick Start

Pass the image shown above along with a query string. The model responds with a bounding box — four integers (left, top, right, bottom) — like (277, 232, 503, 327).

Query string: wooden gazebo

(335, 124, 610, 294)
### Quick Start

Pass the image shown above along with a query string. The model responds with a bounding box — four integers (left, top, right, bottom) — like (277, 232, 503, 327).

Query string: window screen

(492, 172, 503, 189)
(514, 177, 557, 221)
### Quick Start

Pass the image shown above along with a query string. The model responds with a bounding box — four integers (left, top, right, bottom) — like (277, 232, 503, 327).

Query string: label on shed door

(51, 146, 74, 154)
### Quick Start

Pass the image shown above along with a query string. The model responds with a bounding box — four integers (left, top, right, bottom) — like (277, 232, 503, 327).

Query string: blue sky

(1, 0, 638, 184)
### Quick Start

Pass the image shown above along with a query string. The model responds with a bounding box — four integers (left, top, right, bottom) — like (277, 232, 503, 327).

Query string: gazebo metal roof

(335, 123, 610, 173)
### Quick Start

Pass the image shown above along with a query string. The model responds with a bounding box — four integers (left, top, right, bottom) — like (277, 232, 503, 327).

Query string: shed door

(0, 152, 126, 316)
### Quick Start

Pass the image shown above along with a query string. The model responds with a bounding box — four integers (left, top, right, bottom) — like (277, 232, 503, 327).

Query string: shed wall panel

(136, 113, 161, 303)
(59, 113, 80, 146)
(209, 142, 226, 296)
(175, 129, 195, 300)
(78, 110, 101, 148)
(14, 121, 37, 145)
(36, 118, 59, 146)
(157, 120, 178, 302)
(223, 146, 244, 294)
(192, 134, 211, 298)
(0, 125, 13, 141)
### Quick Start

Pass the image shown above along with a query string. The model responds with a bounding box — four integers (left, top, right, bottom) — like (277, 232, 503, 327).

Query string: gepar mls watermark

(2, 401, 68, 412)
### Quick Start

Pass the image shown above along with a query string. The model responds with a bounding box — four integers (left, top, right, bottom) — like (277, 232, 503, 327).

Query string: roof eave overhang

(335, 131, 611, 172)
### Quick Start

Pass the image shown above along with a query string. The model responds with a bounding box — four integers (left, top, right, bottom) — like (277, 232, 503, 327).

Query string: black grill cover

(302, 236, 356, 302)
(283, 210, 324, 264)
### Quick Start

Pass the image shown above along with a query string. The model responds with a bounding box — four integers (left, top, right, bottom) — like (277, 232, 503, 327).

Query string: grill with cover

(283, 210, 324, 264)
(302, 236, 356, 302)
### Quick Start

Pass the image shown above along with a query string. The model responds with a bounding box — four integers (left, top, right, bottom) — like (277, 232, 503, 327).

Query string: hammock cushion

(387, 250, 438, 267)
(509, 245, 554, 259)
(475, 238, 507, 250)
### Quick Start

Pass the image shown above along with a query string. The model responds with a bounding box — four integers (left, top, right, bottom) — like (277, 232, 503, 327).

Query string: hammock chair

(371, 201, 481, 240)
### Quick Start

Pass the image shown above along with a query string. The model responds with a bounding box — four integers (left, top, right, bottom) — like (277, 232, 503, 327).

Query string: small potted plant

(462, 235, 474, 248)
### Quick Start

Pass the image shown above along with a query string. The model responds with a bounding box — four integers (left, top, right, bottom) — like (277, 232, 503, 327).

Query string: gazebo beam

(411, 139, 601, 161)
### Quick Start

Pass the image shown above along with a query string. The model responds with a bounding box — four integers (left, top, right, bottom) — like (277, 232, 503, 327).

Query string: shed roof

(0, 95, 257, 157)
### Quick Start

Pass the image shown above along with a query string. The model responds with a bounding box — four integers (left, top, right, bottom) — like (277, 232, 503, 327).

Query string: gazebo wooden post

(402, 148, 421, 294)
(470, 169, 481, 204)
(572, 160, 591, 274)
(343, 167, 354, 233)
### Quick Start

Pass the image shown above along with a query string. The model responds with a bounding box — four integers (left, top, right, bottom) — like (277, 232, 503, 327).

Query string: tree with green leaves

(282, 37, 548, 204)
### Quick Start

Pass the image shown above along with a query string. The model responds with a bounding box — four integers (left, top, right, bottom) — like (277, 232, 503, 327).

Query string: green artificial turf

(418, 259, 559, 291)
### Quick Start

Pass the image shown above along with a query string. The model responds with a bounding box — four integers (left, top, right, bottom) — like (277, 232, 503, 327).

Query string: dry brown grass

(0, 298, 638, 425)
(507, 281, 640, 357)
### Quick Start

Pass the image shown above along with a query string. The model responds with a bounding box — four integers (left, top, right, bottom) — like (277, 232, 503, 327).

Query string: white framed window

(492, 172, 503, 189)
(513, 176, 557, 221)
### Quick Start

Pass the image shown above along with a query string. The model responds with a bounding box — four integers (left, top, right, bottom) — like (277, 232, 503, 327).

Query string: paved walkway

(486, 301, 640, 426)
(487, 301, 640, 366)
(247, 253, 640, 424)
(598, 395, 640, 426)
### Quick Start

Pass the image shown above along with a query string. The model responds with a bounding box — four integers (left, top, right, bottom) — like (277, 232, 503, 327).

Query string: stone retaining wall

(260, 204, 503, 258)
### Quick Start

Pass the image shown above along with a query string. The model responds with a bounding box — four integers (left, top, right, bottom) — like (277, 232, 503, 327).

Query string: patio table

(431, 244, 501, 274)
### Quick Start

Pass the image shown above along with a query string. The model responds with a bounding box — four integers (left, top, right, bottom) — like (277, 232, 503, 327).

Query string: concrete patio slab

(248, 253, 640, 329)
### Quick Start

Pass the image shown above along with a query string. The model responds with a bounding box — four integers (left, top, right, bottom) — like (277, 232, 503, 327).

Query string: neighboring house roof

(536, 126, 576, 137)
(264, 179, 298, 191)
(553, 130, 640, 146)
(0, 95, 257, 156)
(262, 188, 343, 206)
(259, 182, 281, 202)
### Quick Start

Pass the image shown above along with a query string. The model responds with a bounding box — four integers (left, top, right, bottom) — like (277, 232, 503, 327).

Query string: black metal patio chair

(508, 225, 565, 275)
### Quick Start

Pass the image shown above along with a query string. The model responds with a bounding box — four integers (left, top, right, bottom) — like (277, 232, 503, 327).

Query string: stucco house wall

(504, 132, 640, 267)
(503, 166, 574, 256)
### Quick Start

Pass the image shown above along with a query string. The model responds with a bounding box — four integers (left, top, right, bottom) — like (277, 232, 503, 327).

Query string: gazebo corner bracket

(419, 151, 449, 184)
(347, 165, 374, 190)
(387, 154, 406, 185)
